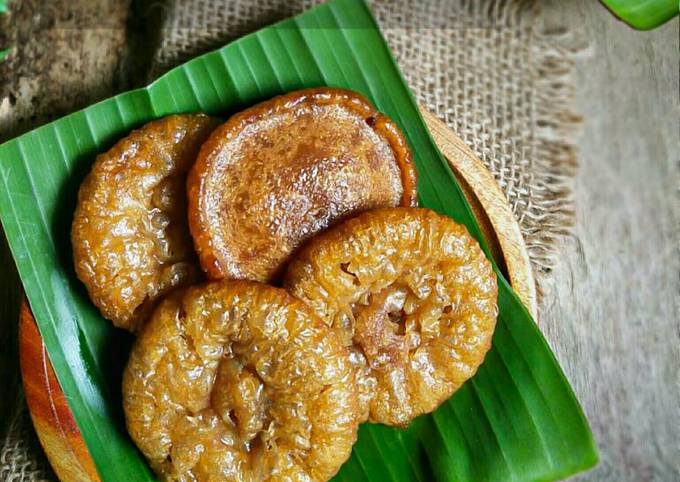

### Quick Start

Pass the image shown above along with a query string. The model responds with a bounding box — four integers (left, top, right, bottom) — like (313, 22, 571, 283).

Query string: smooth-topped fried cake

(72, 114, 218, 331)
(285, 207, 498, 427)
(123, 280, 360, 482)
(187, 87, 417, 282)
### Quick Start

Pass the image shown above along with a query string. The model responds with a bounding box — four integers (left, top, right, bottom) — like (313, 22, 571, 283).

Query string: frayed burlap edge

(374, 0, 585, 297)
(521, 9, 584, 293)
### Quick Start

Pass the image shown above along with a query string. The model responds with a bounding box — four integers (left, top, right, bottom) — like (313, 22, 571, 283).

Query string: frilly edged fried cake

(285, 208, 498, 426)
(123, 280, 361, 481)
(71, 114, 218, 331)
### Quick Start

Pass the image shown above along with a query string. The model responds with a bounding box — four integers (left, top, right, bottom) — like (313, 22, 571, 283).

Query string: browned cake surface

(71, 114, 218, 331)
(187, 87, 418, 283)
(123, 280, 360, 482)
(285, 207, 498, 427)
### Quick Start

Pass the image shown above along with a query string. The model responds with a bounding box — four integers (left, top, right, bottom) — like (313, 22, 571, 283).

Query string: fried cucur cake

(123, 280, 360, 482)
(285, 207, 498, 427)
(187, 87, 418, 283)
(72, 114, 218, 331)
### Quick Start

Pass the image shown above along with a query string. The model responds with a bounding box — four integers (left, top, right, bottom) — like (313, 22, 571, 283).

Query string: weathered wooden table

(1, 0, 678, 480)
(542, 2, 679, 480)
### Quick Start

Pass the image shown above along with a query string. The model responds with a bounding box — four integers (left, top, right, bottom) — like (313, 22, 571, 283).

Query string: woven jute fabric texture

(1, 395, 55, 482)
(2, 0, 580, 480)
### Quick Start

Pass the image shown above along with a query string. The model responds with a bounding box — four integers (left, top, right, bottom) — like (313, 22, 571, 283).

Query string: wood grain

(539, 2, 679, 481)
(18, 115, 535, 481)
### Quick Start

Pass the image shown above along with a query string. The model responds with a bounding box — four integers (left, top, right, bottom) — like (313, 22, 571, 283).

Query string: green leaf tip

(601, 0, 679, 30)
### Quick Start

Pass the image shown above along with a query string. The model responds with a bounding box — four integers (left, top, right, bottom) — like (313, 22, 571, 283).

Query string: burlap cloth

(1, 0, 581, 479)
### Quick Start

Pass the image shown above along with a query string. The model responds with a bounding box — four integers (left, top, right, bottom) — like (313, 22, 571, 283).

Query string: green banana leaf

(0, 0, 598, 480)
(601, 0, 678, 29)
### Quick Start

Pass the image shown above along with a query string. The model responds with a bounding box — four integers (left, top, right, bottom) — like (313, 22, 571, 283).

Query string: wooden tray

(19, 111, 536, 482)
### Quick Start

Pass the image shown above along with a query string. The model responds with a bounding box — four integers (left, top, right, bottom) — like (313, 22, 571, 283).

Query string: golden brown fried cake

(187, 87, 418, 283)
(285, 207, 498, 427)
(123, 280, 360, 482)
(72, 114, 218, 331)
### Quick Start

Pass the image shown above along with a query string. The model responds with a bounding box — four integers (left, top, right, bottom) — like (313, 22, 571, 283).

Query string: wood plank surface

(540, 2, 679, 481)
